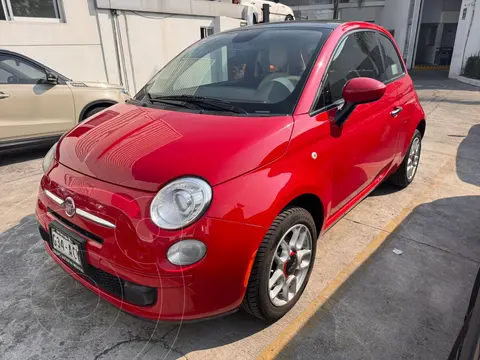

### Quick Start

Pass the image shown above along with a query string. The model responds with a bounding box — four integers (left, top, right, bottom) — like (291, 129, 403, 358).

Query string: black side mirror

(46, 72, 58, 85)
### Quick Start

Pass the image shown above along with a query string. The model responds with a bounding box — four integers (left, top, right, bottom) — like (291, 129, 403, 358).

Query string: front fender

(207, 115, 333, 233)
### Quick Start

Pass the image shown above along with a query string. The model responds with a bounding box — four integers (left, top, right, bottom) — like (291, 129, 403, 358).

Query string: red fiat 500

(36, 21, 425, 322)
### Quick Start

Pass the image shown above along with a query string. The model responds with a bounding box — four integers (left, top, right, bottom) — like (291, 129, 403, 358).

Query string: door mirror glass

(342, 77, 386, 105)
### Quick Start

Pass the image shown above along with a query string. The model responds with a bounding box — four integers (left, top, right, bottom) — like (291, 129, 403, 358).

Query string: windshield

(137, 26, 329, 115)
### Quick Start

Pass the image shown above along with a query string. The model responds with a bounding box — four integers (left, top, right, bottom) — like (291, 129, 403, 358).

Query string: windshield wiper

(150, 95, 248, 114)
(146, 93, 198, 110)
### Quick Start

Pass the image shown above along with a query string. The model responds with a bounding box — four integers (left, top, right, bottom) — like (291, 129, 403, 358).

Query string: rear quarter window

(377, 34, 405, 82)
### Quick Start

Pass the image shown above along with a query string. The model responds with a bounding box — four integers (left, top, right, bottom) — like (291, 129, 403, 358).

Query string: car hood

(57, 103, 293, 192)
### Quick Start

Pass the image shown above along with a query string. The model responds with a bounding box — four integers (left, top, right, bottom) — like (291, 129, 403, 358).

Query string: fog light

(167, 240, 206, 266)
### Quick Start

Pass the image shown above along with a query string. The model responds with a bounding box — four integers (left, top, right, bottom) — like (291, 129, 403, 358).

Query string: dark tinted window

(316, 31, 383, 109)
(378, 35, 404, 81)
(10, 0, 59, 18)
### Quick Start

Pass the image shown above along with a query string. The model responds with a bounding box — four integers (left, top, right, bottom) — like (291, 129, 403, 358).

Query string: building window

(0, 0, 62, 21)
(200, 27, 214, 39)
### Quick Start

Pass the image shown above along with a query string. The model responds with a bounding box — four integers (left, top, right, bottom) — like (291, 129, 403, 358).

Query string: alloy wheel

(268, 224, 313, 307)
(407, 137, 421, 181)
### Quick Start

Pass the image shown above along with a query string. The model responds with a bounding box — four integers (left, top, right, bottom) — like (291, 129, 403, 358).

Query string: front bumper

(36, 162, 266, 321)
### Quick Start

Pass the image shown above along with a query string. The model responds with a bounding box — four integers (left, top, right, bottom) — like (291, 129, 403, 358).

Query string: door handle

(390, 106, 402, 117)
(0, 92, 10, 99)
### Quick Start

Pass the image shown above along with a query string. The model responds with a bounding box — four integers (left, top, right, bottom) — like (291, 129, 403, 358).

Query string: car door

(376, 33, 412, 164)
(0, 52, 75, 142)
(312, 31, 399, 213)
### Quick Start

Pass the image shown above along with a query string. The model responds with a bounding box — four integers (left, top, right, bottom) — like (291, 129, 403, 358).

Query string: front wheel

(285, 14, 294, 21)
(389, 129, 422, 188)
(82, 106, 107, 121)
(242, 207, 317, 321)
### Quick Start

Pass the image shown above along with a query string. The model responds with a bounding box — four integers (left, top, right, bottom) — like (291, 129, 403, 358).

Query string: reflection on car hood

(57, 103, 293, 192)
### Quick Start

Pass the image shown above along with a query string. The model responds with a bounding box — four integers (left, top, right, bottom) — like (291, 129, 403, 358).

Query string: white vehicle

(237, 0, 295, 23)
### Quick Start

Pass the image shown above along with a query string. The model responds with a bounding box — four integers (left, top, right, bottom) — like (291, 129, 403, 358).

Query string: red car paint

(36, 22, 425, 321)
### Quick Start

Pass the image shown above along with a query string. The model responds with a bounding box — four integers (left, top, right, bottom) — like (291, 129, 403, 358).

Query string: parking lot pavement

(0, 72, 479, 360)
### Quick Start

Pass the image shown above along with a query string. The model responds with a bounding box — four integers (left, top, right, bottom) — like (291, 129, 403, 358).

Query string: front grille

(48, 208, 103, 244)
(83, 266, 157, 307)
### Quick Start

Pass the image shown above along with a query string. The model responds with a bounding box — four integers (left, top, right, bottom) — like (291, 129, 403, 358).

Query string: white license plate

(51, 227, 84, 273)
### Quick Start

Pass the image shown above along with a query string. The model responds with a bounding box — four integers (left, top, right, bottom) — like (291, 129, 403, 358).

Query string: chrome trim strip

(76, 209, 116, 229)
(45, 190, 64, 205)
(44, 190, 116, 229)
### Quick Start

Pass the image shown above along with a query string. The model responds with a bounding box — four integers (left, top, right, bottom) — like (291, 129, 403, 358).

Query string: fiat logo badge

(64, 197, 76, 217)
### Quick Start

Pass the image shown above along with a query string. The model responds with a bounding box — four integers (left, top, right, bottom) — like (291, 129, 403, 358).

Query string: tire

(82, 106, 107, 121)
(242, 207, 317, 322)
(285, 14, 294, 21)
(389, 129, 422, 188)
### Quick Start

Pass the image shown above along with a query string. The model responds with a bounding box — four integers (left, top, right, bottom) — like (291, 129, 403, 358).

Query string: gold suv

(0, 49, 130, 152)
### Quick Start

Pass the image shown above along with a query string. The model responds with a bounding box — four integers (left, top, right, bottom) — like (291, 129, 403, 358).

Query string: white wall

(450, 0, 480, 78)
(0, 0, 108, 83)
(1, 0, 245, 90)
(96, 0, 244, 19)
(214, 16, 246, 32)
(339, 6, 384, 22)
(101, 11, 245, 94)
(381, 0, 411, 56)
(113, 11, 215, 94)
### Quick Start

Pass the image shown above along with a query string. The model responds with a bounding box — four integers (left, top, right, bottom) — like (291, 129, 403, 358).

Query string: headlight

(167, 240, 206, 266)
(150, 177, 212, 230)
(42, 142, 57, 173)
(119, 88, 130, 96)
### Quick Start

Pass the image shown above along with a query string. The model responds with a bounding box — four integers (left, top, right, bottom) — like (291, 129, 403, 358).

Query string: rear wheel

(389, 129, 422, 188)
(285, 14, 294, 21)
(242, 207, 317, 321)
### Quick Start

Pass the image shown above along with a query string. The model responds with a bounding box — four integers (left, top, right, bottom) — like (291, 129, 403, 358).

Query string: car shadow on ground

(456, 124, 480, 187)
(0, 146, 50, 167)
(274, 194, 480, 360)
(272, 123, 480, 359)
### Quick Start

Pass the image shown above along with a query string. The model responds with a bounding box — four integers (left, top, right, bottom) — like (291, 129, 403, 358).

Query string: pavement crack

(93, 331, 186, 360)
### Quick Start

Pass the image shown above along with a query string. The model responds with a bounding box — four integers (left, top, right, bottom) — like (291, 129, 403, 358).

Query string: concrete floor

(0, 73, 479, 360)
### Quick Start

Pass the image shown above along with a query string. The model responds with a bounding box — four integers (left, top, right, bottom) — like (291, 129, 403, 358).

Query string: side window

(315, 31, 384, 109)
(377, 35, 404, 82)
(0, 55, 46, 84)
(0, 68, 13, 84)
